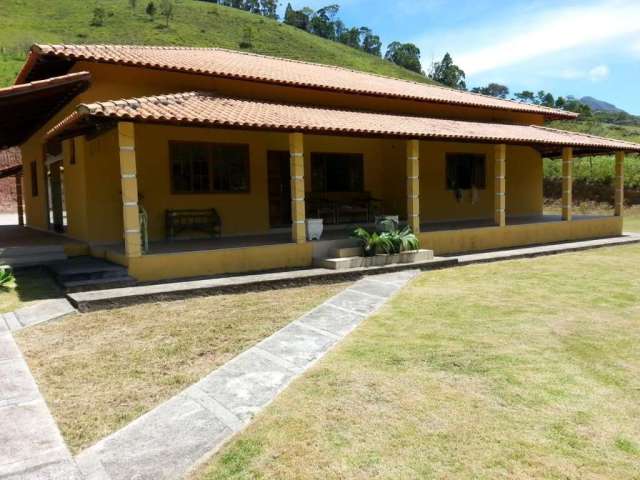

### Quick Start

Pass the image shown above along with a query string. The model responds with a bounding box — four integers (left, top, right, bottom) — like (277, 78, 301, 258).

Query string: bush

(90, 7, 106, 27)
(0, 267, 14, 288)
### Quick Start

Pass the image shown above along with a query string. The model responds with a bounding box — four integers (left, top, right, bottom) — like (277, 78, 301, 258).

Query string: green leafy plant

(352, 227, 392, 257)
(0, 267, 14, 288)
(378, 221, 420, 253)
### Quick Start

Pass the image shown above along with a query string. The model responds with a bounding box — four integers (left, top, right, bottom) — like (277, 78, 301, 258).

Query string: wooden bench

(165, 208, 221, 240)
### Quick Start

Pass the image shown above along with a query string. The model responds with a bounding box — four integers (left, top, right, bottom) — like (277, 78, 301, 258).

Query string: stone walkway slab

(1, 299, 76, 332)
(0, 332, 81, 479)
(75, 270, 420, 480)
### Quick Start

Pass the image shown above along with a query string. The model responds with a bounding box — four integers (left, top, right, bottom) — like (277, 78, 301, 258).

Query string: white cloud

(588, 64, 610, 81)
(426, 0, 640, 75)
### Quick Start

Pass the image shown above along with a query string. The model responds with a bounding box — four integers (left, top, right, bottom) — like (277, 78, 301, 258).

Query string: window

(311, 153, 364, 192)
(446, 153, 486, 190)
(30, 161, 38, 197)
(170, 142, 250, 193)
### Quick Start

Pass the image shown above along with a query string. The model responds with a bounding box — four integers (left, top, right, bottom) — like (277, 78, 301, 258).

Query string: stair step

(63, 276, 137, 293)
(1, 253, 68, 267)
(0, 245, 65, 257)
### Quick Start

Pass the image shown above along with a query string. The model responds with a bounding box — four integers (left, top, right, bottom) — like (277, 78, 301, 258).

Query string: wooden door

(267, 151, 291, 227)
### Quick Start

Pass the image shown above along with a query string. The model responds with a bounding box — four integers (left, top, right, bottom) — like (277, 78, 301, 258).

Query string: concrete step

(0, 252, 68, 267)
(63, 276, 137, 293)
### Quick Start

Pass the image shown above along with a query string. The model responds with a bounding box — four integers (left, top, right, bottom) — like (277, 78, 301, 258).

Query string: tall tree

(160, 0, 174, 26)
(309, 4, 340, 40)
(514, 90, 535, 103)
(283, 3, 312, 30)
(360, 27, 381, 56)
(338, 27, 360, 48)
(385, 42, 422, 74)
(429, 53, 466, 89)
(470, 83, 509, 98)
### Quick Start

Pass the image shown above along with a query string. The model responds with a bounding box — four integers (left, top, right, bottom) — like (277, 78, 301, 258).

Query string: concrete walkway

(75, 270, 420, 480)
(1, 299, 76, 332)
(0, 330, 81, 479)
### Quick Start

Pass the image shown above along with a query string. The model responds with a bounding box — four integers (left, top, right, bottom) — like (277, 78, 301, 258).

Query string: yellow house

(1, 44, 639, 281)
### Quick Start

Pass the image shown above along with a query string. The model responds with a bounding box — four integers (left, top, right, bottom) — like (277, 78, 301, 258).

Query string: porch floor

(0, 225, 84, 248)
(107, 214, 611, 255)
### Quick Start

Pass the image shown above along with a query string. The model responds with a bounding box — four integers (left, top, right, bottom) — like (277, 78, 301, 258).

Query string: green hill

(0, 0, 431, 87)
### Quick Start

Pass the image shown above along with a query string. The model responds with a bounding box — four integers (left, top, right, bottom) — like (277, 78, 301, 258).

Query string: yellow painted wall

(126, 242, 313, 281)
(420, 216, 622, 255)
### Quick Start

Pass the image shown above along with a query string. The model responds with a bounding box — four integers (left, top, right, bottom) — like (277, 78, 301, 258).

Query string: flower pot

(306, 218, 324, 240)
(399, 249, 433, 263)
(385, 253, 400, 265)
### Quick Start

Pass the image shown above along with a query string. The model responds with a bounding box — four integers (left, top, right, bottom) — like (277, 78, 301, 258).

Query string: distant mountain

(579, 96, 626, 113)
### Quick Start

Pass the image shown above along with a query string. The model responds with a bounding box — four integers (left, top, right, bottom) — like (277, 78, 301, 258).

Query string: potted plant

(352, 226, 391, 266)
(380, 224, 421, 263)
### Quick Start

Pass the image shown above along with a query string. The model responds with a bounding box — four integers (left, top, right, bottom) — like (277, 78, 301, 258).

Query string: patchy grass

(195, 245, 640, 480)
(0, 0, 430, 87)
(0, 267, 61, 314)
(15, 280, 350, 453)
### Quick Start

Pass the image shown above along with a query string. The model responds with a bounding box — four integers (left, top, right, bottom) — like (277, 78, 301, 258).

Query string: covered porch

(44, 92, 636, 281)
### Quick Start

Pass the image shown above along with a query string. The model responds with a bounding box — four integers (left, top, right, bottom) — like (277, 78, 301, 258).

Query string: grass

(15, 280, 350, 453)
(0, 0, 431, 87)
(0, 267, 61, 314)
(195, 244, 640, 480)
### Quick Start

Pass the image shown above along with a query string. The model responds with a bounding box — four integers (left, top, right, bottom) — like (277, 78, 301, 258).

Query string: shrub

(352, 227, 391, 257)
(378, 220, 419, 253)
(90, 7, 106, 27)
(0, 267, 14, 288)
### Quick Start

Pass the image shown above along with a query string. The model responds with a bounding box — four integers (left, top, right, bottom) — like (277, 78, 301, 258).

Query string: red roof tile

(46, 92, 640, 156)
(27, 44, 576, 120)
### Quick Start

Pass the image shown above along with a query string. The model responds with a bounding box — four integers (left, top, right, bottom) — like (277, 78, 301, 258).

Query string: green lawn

(195, 244, 640, 480)
(0, 267, 61, 314)
(0, 0, 430, 87)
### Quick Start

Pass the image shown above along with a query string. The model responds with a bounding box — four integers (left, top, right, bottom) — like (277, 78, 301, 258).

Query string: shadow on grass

(0, 267, 61, 313)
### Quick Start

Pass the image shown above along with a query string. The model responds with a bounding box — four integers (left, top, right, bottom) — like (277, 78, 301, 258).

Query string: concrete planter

(399, 249, 433, 263)
(318, 249, 434, 270)
(306, 218, 324, 240)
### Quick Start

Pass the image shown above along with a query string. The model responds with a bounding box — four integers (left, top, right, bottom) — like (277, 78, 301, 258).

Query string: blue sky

(283, 0, 640, 114)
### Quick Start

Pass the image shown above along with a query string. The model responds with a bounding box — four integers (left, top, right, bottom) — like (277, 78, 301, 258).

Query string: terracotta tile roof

(46, 92, 640, 156)
(0, 71, 90, 99)
(26, 44, 576, 120)
(0, 72, 91, 148)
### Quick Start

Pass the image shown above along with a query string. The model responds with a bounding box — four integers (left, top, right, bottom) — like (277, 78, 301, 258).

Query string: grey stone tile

(197, 349, 296, 423)
(328, 289, 387, 315)
(0, 315, 7, 333)
(77, 394, 230, 480)
(1, 457, 82, 480)
(0, 400, 69, 468)
(349, 279, 401, 298)
(2, 313, 21, 331)
(0, 359, 39, 407)
(298, 304, 364, 337)
(0, 333, 21, 362)
(368, 269, 420, 285)
(14, 299, 75, 329)
(257, 322, 338, 369)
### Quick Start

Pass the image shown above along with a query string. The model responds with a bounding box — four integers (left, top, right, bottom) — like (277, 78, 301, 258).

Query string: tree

(284, 3, 312, 31)
(259, 0, 278, 18)
(360, 27, 381, 56)
(471, 83, 509, 99)
(338, 27, 360, 49)
(90, 7, 106, 26)
(146, 1, 157, 20)
(309, 4, 340, 40)
(159, 0, 174, 26)
(514, 90, 535, 103)
(129, 0, 137, 10)
(239, 26, 254, 48)
(385, 42, 422, 74)
(429, 53, 466, 89)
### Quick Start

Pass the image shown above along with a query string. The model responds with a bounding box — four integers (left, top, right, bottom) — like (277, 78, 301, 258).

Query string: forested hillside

(0, 0, 430, 87)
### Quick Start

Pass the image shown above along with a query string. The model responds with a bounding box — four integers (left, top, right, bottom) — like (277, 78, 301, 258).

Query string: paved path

(75, 270, 420, 480)
(1, 299, 76, 332)
(0, 330, 81, 479)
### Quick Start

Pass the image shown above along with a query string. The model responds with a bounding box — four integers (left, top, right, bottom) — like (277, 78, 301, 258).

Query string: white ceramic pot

(306, 218, 324, 240)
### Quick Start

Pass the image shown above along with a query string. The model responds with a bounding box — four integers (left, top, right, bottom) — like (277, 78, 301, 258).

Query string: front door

(267, 151, 291, 227)
(45, 142, 66, 233)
